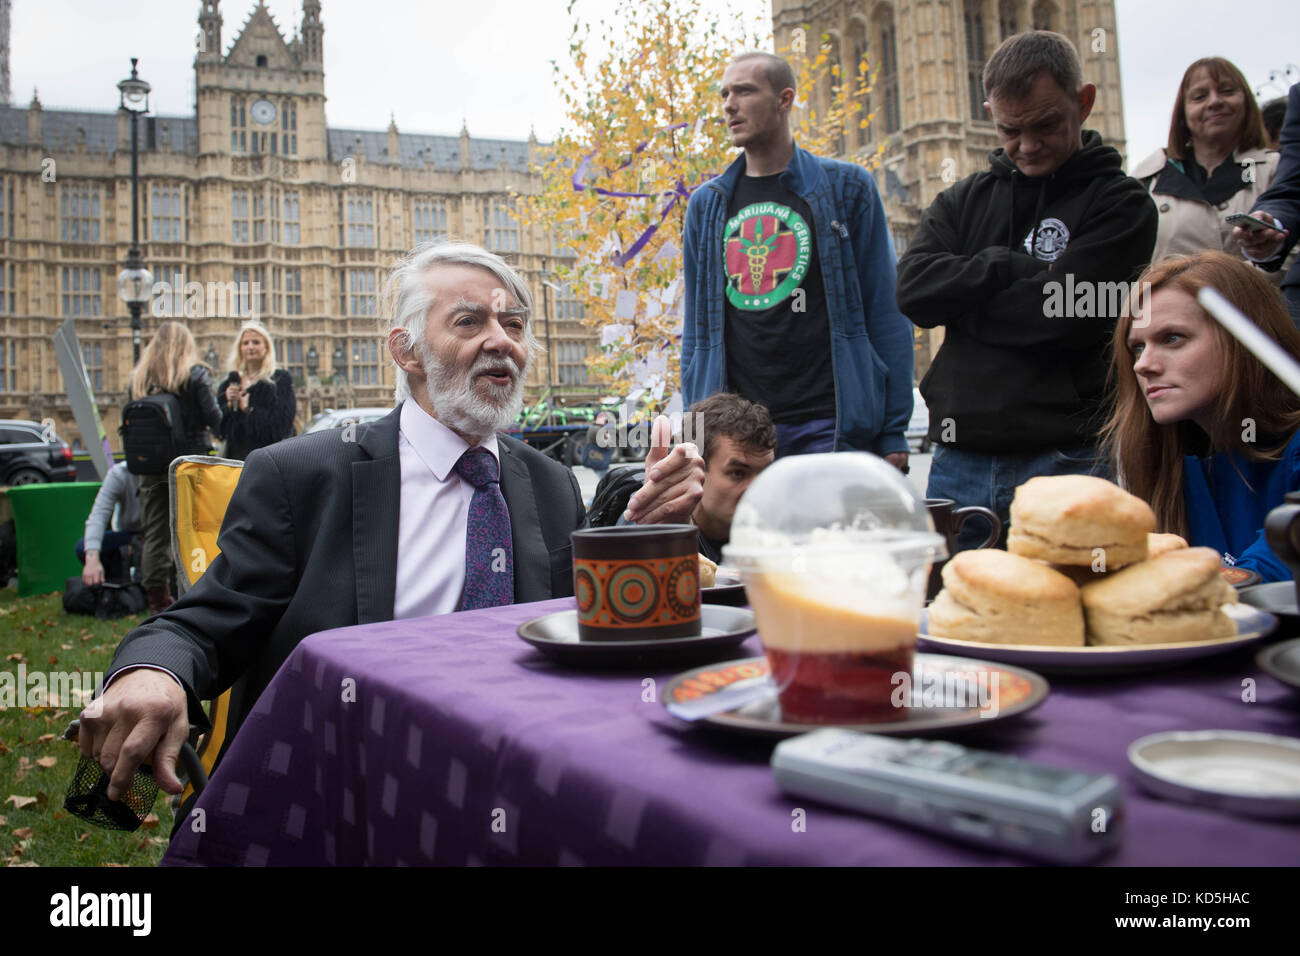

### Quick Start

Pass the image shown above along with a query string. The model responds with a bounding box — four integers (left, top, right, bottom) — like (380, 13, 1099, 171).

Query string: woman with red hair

(1102, 252, 1300, 581)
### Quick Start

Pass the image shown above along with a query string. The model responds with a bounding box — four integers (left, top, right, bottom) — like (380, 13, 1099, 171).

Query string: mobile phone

(771, 729, 1123, 864)
(1226, 213, 1278, 233)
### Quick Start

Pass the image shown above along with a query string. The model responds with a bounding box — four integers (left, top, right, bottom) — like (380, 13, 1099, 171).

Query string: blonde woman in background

(127, 321, 221, 612)
(217, 320, 297, 460)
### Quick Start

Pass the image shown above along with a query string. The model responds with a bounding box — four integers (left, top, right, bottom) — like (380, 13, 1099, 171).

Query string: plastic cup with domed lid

(723, 452, 945, 724)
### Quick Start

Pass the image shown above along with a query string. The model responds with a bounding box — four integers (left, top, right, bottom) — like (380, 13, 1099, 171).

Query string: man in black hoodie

(897, 31, 1156, 551)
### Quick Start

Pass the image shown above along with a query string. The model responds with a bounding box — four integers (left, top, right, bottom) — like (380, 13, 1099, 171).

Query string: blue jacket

(681, 145, 913, 455)
(1183, 430, 1300, 582)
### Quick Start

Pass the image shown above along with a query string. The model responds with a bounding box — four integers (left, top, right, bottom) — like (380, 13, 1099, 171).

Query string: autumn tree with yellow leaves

(520, 0, 881, 417)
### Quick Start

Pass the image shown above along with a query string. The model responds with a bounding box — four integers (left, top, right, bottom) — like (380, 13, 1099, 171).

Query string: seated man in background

(689, 392, 776, 563)
(82, 240, 705, 810)
(77, 460, 142, 586)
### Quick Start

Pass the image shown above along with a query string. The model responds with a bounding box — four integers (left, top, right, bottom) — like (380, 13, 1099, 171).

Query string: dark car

(0, 419, 77, 485)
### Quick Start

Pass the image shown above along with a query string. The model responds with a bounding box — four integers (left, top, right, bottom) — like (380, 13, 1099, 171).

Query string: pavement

(573, 450, 933, 508)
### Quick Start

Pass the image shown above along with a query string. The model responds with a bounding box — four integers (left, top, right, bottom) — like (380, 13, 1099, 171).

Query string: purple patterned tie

(455, 447, 515, 610)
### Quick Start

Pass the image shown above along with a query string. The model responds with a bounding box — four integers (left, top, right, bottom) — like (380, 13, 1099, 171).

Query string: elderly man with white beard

(84, 241, 706, 811)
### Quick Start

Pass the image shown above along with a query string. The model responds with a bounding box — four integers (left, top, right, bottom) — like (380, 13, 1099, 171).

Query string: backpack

(63, 578, 149, 619)
(584, 465, 646, 528)
(120, 389, 186, 475)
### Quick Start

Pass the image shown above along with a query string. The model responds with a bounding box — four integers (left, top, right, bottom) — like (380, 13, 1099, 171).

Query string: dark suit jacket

(107, 404, 584, 756)
(1253, 82, 1300, 316)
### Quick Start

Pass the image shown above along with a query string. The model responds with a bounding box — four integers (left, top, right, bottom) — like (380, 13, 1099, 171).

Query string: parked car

(0, 419, 77, 485)
(300, 407, 392, 435)
(906, 387, 931, 453)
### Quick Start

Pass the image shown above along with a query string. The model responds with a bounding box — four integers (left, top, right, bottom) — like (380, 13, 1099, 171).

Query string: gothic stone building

(0, 0, 593, 450)
(771, 0, 1128, 376)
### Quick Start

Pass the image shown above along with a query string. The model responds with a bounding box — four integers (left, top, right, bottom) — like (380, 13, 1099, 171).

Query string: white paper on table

(614, 289, 639, 320)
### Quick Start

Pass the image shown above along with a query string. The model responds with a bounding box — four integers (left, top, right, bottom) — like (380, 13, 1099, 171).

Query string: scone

(1051, 533, 1189, 586)
(1008, 475, 1155, 569)
(1080, 547, 1238, 646)
(698, 554, 717, 588)
(1147, 532, 1188, 558)
(928, 550, 1085, 646)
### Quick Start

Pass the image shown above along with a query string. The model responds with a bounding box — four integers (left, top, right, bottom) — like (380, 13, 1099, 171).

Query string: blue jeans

(927, 443, 1111, 552)
(774, 418, 837, 458)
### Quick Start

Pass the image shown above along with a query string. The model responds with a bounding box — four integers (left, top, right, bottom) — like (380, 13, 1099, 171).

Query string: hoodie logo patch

(1023, 218, 1070, 261)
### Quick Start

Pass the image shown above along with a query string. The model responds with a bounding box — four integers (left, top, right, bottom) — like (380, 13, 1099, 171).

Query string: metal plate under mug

(1127, 730, 1300, 818)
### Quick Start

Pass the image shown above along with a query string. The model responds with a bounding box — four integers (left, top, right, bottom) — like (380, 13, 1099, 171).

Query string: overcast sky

(9, 0, 1300, 164)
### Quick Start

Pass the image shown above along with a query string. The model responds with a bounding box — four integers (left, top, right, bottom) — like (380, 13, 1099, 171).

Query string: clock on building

(251, 99, 278, 125)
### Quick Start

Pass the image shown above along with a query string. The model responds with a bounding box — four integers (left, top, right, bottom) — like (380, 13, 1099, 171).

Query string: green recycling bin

(7, 481, 102, 597)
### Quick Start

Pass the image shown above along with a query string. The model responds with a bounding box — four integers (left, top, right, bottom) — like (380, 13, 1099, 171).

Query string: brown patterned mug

(571, 525, 701, 641)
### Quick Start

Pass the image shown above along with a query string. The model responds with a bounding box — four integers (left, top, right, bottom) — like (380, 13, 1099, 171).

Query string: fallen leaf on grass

(5, 653, 21, 662)
(140, 813, 159, 830)
(0, 741, 8, 755)
(0, 815, 6, 826)
(101, 862, 128, 867)
(12, 827, 33, 840)
(35, 757, 56, 769)
(4, 796, 35, 810)
(46, 655, 58, 666)
(52, 811, 66, 821)
(37, 734, 54, 743)
(60, 644, 72, 651)
(7, 861, 38, 867)
(76, 832, 90, 843)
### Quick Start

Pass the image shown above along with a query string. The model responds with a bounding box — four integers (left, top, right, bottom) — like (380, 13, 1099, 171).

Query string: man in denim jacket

(682, 52, 913, 466)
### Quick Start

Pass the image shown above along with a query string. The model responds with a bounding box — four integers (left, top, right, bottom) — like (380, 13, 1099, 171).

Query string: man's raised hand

(624, 415, 705, 525)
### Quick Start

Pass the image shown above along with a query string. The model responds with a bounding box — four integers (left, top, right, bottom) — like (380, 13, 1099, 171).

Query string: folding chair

(168, 455, 245, 800)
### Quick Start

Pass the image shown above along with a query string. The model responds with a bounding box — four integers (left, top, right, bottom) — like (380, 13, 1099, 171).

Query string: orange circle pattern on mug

(576, 556, 700, 629)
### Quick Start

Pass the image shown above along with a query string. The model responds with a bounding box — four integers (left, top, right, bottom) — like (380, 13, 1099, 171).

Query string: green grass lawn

(0, 587, 174, 866)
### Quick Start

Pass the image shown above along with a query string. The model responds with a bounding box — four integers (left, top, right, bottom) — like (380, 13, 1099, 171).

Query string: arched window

(965, 0, 987, 121)
(849, 19, 871, 147)
(999, 0, 1018, 39)
(1032, 0, 1055, 31)
(875, 5, 901, 134)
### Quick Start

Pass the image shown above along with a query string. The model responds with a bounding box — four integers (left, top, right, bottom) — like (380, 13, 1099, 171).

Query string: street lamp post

(116, 58, 153, 364)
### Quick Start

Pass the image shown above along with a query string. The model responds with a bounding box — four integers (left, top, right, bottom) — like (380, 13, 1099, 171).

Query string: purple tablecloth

(162, 598, 1300, 866)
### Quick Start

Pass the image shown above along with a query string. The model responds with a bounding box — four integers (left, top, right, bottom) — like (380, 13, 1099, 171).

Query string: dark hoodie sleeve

(217, 371, 239, 440)
(898, 175, 1159, 352)
(967, 177, 1158, 351)
(241, 369, 297, 446)
(896, 183, 1044, 329)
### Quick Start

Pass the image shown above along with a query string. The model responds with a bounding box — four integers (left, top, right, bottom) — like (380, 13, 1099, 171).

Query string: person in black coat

(217, 320, 297, 460)
(1239, 82, 1300, 325)
(126, 321, 221, 612)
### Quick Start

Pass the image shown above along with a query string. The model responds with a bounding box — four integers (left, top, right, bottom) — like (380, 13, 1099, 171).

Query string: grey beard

(420, 345, 525, 442)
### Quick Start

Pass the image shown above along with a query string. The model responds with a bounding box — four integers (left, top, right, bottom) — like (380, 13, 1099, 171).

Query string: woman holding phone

(1102, 252, 1300, 582)
(1132, 57, 1281, 266)
(217, 320, 296, 460)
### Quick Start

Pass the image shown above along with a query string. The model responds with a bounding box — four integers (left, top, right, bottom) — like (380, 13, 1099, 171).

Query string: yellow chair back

(167, 455, 244, 802)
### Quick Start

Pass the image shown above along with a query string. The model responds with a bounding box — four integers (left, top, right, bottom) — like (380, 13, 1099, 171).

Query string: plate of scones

(920, 476, 1278, 674)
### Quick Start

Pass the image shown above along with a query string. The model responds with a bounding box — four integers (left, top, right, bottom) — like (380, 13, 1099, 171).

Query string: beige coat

(1133, 147, 1283, 267)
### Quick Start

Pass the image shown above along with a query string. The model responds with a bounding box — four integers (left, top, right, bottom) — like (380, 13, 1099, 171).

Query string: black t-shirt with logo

(723, 173, 835, 424)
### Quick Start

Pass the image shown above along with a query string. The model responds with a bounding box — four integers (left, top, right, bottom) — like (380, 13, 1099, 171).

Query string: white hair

(383, 239, 541, 403)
